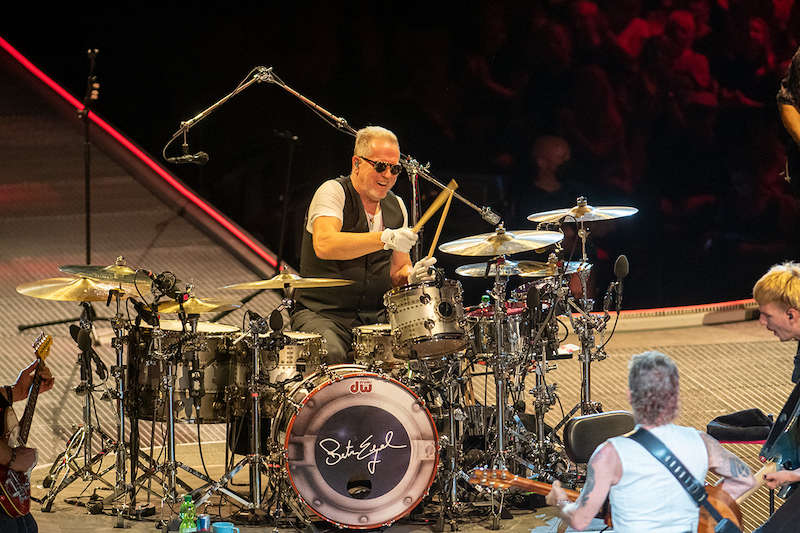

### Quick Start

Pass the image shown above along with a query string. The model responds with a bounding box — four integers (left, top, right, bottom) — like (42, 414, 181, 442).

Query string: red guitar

(0, 333, 53, 517)
(468, 468, 744, 533)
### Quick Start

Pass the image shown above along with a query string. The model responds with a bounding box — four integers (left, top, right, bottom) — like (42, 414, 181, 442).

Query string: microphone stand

(167, 66, 503, 235)
(80, 49, 99, 265)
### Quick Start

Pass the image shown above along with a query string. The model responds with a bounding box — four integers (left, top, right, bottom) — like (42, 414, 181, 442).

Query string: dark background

(4, 2, 799, 309)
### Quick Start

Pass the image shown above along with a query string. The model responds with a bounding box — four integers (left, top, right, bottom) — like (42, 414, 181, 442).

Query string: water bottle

(179, 494, 197, 533)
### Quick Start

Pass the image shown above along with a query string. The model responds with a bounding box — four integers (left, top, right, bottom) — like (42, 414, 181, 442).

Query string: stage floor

(28, 319, 793, 533)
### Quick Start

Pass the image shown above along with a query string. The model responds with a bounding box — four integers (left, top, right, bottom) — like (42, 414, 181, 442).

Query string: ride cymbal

(222, 271, 355, 290)
(439, 228, 563, 257)
(16, 277, 140, 302)
(157, 297, 241, 314)
(527, 196, 638, 223)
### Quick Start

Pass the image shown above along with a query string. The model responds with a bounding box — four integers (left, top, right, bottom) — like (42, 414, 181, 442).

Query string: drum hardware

(195, 307, 289, 512)
(41, 304, 120, 512)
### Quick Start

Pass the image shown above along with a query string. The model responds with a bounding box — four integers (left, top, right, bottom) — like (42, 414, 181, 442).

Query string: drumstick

(427, 188, 454, 258)
(411, 179, 458, 233)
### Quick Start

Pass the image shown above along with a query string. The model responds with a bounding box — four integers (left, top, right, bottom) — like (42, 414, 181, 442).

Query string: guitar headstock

(32, 332, 53, 362)
(468, 468, 517, 490)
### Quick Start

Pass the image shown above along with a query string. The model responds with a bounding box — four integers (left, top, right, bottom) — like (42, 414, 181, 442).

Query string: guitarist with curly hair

(0, 359, 55, 533)
(546, 351, 756, 532)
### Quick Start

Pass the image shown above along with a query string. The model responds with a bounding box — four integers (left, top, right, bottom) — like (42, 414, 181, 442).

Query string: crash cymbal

(16, 277, 140, 302)
(527, 197, 638, 223)
(439, 227, 563, 257)
(59, 258, 148, 285)
(222, 271, 355, 290)
(455, 260, 590, 278)
(158, 297, 241, 314)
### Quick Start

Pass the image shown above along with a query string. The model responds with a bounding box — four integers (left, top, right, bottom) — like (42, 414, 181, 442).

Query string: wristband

(8, 447, 17, 469)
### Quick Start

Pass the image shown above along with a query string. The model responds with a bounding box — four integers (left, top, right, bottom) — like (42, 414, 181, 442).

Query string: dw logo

(349, 380, 373, 394)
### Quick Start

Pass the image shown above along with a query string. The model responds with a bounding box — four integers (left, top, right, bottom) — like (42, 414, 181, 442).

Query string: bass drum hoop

(275, 364, 439, 529)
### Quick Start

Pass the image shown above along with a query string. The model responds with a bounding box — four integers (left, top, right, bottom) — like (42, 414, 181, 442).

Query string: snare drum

(352, 324, 408, 368)
(383, 280, 465, 359)
(129, 320, 242, 423)
(272, 364, 438, 529)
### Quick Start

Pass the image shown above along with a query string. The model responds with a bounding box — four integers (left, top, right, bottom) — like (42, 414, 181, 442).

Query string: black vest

(296, 176, 404, 317)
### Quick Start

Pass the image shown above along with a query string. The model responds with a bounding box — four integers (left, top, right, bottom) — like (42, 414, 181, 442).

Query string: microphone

(167, 152, 209, 165)
(131, 299, 158, 327)
(526, 284, 542, 326)
(480, 207, 502, 226)
(613, 255, 629, 308)
(269, 309, 284, 332)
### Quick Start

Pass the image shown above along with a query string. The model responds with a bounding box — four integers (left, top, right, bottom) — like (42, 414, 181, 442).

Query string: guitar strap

(627, 427, 742, 533)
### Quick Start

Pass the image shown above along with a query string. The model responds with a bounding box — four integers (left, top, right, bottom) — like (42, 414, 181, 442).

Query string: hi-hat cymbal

(222, 271, 355, 290)
(59, 262, 147, 285)
(158, 297, 241, 314)
(16, 277, 140, 302)
(527, 197, 638, 223)
(455, 260, 591, 278)
(439, 228, 563, 257)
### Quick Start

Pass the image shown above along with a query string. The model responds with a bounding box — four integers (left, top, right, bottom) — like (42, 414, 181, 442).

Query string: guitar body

(470, 468, 742, 533)
(0, 465, 31, 517)
(698, 484, 743, 533)
(0, 333, 51, 517)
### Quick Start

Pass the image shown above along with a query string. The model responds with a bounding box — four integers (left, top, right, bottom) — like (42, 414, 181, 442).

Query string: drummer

(291, 126, 436, 363)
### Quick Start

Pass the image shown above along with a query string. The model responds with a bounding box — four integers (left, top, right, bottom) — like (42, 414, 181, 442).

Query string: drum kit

(16, 197, 636, 530)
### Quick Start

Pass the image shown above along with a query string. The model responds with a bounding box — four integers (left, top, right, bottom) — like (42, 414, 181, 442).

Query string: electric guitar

(0, 333, 53, 517)
(468, 467, 743, 533)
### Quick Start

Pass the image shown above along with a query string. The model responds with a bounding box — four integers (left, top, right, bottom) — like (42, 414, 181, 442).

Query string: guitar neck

(15, 367, 42, 446)
(735, 462, 777, 505)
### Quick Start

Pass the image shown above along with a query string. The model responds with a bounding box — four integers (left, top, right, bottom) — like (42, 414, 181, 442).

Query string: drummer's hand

(409, 257, 437, 284)
(381, 227, 418, 253)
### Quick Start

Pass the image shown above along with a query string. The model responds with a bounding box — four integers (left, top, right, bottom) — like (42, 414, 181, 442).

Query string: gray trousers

(290, 309, 384, 364)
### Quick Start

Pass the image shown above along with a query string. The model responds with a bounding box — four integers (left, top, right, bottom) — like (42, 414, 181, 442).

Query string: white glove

(380, 227, 418, 253)
(409, 256, 437, 284)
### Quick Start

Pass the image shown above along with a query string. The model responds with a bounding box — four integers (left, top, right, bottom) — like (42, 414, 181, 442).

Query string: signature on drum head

(318, 432, 407, 475)
(348, 380, 372, 394)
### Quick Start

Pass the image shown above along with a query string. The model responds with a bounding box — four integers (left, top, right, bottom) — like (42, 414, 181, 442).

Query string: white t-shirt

(607, 424, 709, 533)
(306, 179, 409, 234)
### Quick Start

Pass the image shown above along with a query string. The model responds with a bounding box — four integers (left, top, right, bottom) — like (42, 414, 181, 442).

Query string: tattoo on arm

(578, 463, 596, 508)
(728, 457, 751, 478)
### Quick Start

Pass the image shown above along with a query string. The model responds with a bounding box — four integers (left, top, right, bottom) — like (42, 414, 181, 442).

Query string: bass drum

(273, 365, 439, 529)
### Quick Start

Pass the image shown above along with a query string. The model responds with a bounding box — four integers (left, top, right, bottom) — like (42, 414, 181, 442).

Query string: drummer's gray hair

(354, 126, 398, 157)
(628, 351, 680, 426)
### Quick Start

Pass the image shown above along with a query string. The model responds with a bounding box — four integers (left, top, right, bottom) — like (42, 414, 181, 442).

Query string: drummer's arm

(391, 252, 413, 287)
(312, 217, 384, 260)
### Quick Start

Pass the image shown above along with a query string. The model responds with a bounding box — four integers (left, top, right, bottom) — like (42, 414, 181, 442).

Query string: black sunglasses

(359, 156, 403, 176)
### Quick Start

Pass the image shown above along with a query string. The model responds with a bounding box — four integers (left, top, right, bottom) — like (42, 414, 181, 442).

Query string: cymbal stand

(106, 288, 132, 527)
(41, 303, 118, 511)
(194, 310, 275, 511)
(559, 219, 607, 419)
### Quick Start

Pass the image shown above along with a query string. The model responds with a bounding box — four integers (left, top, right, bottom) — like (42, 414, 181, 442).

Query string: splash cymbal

(439, 228, 563, 257)
(527, 196, 638, 223)
(16, 277, 140, 302)
(157, 297, 241, 314)
(222, 271, 355, 290)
